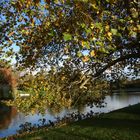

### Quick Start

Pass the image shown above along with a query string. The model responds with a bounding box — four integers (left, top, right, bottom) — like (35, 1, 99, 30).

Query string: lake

(0, 91, 140, 138)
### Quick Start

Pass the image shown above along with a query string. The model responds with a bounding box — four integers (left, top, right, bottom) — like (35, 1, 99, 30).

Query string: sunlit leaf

(63, 33, 72, 41)
(105, 25, 110, 31)
(111, 29, 117, 35)
(82, 56, 90, 62)
(107, 32, 112, 37)
(77, 51, 82, 57)
(8, 31, 15, 37)
(90, 50, 96, 57)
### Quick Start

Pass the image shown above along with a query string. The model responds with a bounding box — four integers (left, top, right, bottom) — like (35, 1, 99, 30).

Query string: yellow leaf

(31, 109, 35, 114)
(90, 23, 94, 29)
(81, 41, 85, 47)
(61, 76, 65, 81)
(92, 37, 96, 41)
(107, 32, 112, 37)
(90, 50, 96, 57)
(26, 0, 32, 8)
(105, 25, 110, 31)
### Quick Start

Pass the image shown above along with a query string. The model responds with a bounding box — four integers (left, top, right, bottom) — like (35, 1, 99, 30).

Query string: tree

(1, 0, 139, 79)
(0, 0, 140, 111)
(0, 67, 17, 99)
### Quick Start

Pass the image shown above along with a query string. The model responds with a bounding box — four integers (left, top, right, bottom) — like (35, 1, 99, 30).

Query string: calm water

(0, 91, 140, 138)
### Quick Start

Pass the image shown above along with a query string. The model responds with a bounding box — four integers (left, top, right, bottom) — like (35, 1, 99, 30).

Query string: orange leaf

(82, 56, 90, 62)
(8, 32, 14, 37)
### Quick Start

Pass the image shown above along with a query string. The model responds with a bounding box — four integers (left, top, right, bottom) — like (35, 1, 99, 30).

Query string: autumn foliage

(0, 68, 17, 89)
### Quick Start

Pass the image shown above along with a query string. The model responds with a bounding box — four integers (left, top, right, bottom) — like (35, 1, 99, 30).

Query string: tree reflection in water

(0, 103, 17, 130)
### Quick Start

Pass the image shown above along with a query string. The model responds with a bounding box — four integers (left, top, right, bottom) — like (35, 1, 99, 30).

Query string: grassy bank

(5, 103, 140, 140)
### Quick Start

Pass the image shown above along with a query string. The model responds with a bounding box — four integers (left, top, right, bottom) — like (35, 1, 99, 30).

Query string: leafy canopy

(1, 0, 139, 113)
(0, 0, 139, 79)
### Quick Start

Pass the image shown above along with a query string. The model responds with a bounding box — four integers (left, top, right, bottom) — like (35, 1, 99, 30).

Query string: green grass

(5, 103, 140, 140)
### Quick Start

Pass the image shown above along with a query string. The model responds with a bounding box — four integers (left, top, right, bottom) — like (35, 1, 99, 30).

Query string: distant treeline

(111, 79, 140, 89)
(122, 79, 140, 88)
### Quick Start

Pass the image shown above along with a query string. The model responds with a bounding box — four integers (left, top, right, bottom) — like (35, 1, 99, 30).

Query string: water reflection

(0, 92, 140, 138)
(0, 103, 17, 130)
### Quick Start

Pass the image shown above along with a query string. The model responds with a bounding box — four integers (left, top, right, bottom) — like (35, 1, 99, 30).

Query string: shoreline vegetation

(3, 103, 140, 140)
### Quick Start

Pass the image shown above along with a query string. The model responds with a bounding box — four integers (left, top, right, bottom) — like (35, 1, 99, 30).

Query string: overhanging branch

(93, 53, 140, 77)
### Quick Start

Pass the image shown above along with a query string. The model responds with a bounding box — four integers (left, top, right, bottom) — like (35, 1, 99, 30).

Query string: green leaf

(117, 33, 122, 37)
(63, 33, 72, 41)
(111, 29, 117, 35)
(82, 41, 90, 49)
(85, 28, 92, 34)
(96, 41, 103, 47)
(77, 51, 82, 57)
(48, 31, 54, 36)
(81, 23, 86, 28)
(99, 47, 106, 53)
(95, 23, 102, 29)
(119, 19, 125, 23)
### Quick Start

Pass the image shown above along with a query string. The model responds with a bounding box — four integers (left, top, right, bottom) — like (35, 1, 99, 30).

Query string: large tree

(0, 0, 140, 82)
(1, 0, 139, 112)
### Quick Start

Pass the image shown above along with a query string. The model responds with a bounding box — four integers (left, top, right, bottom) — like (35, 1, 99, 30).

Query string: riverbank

(3, 103, 140, 140)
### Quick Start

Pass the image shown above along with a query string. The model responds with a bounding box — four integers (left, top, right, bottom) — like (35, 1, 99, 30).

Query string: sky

(12, 44, 20, 64)
(3, 43, 20, 65)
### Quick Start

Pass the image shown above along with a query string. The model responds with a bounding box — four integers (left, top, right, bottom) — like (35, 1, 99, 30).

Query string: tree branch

(93, 53, 140, 77)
